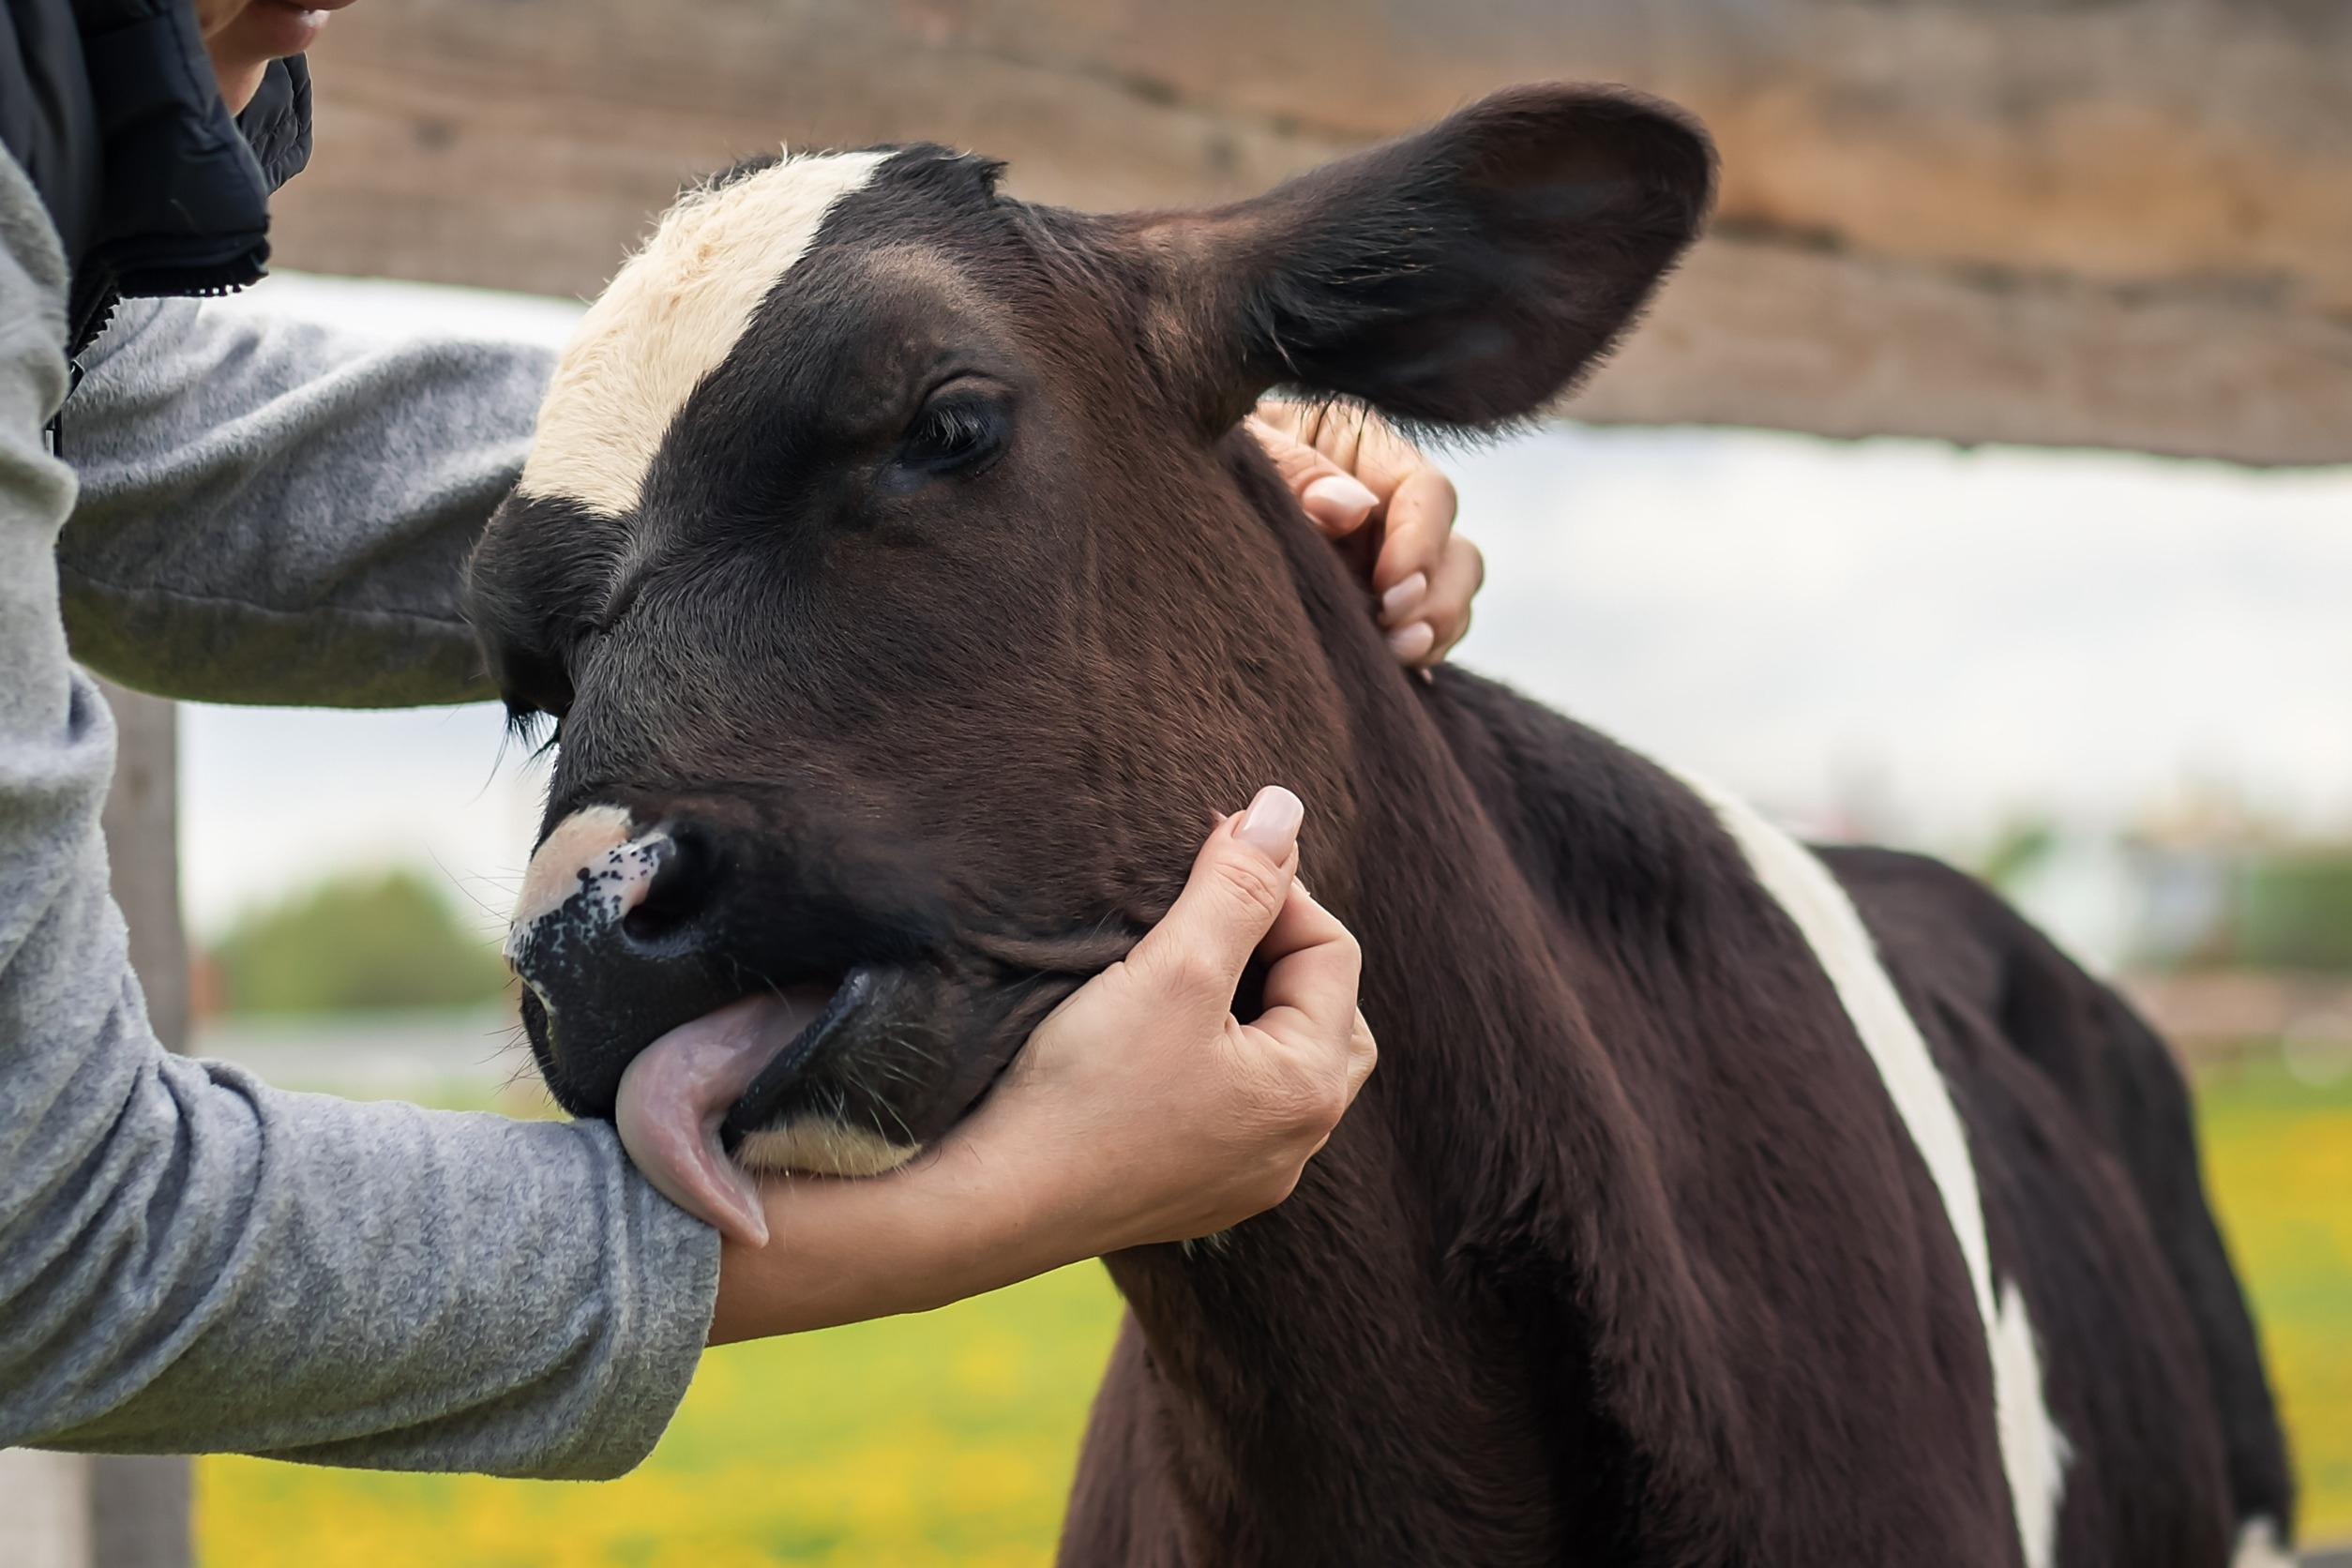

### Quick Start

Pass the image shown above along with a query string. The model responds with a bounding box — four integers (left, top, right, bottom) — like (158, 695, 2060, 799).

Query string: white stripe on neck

(1688, 776, 2070, 1568)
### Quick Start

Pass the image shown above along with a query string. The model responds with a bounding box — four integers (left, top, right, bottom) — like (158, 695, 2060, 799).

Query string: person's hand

(1248, 400, 1484, 668)
(706, 786, 1374, 1343)
(990, 785, 1375, 1244)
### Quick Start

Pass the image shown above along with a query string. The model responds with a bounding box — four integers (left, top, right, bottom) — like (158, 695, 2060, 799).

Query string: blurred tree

(2123, 837, 2352, 974)
(209, 870, 510, 1014)
(2239, 854, 2352, 973)
(1976, 818, 2058, 894)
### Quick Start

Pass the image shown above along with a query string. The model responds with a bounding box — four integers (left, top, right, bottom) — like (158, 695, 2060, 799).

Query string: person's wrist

(921, 1122, 1067, 1279)
(710, 1111, 1081, 1343)
(933, 1085, 1129, 1268)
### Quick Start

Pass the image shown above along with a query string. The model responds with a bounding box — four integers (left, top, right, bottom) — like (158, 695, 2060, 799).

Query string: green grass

(195, 1060, 2352, 1563)
(2194, 1055, 2352, 1544)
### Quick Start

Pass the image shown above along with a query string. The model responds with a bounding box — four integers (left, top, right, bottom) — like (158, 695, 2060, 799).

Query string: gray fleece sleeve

(53, 293, 552, 708)
(0, 155, 719, 1478)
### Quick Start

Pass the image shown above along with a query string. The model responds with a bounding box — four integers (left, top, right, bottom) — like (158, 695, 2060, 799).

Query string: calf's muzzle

(506, 805, 744, 1115)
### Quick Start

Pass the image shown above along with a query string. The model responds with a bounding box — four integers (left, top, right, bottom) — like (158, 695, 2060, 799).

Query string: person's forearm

(14, 1074, 720, 1476)
(56, 296, 552, 708)
(0, 149, 717, 1479)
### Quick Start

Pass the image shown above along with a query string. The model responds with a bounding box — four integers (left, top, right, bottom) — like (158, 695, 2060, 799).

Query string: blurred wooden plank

(1579, 236, 2352, 466)
(269, 0, 2352, 465)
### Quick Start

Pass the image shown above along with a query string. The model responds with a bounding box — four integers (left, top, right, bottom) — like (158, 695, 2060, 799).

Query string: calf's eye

(885, 387, 1011, 491)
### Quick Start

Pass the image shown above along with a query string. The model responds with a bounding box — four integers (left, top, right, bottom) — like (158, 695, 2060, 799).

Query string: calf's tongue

(614, 989, 831, 1246)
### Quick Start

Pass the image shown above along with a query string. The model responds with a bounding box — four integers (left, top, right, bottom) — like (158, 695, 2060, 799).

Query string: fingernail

(1386, 622, 1436, 663)
(1236, 785, 1304, 857)
(1380, 572, 1427, 620)
(1302, 474, 1378, 526)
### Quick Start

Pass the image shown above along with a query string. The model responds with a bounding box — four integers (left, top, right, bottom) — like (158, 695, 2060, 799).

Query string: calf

(467, 83, 2292, 1567)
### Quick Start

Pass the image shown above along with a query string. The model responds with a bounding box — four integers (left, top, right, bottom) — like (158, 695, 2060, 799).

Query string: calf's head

(465, 83, 1711, 1237)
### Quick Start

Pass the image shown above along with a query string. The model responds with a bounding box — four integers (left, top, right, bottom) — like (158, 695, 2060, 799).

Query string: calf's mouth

(505, 796, 1105, 1243)
(613, 972, 911, 1245)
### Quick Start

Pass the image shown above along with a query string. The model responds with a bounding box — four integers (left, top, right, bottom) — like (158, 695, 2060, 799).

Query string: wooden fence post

(98, 680, 189, 1059)
(89, 678, 196, 1568)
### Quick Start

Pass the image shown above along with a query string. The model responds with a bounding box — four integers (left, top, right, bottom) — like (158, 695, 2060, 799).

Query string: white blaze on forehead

(519, 149, 892, 518)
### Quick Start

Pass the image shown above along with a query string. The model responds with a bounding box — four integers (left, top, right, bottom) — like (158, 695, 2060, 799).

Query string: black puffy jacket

(0, 0, 310, 354)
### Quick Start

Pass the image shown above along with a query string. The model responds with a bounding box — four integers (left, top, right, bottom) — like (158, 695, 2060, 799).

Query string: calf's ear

(1160, 83, 1714, 430)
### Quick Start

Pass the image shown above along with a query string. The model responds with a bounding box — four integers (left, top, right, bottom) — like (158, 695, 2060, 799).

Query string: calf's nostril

(624, 820, 724, 942)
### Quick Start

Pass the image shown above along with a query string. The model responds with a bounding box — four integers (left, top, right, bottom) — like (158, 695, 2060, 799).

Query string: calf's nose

(511, 807, 721, 938)
(507, 805, 734, 1112)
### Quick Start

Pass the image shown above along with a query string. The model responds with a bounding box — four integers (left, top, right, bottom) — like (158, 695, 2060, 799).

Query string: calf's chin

(737, 1120, 914, 1179)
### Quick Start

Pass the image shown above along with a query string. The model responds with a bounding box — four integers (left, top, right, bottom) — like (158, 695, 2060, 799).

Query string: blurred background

(65, 0, 2352, 1563)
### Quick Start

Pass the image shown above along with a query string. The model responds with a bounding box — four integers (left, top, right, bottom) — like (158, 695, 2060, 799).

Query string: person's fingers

(1244, 415, 1379, 538)
(1302, 1007, 1382, 1158)
(1250, 401, 1395, 535)
(1413, 533, 1485, 664)
(1252, 398, 1479, 670)
(1383, 621, 1437, 665)
(1247, 397, 1311, 446)
(1250, 399, 1364, 475)
(1119, 786, 1303, 1007)
(1372, 464, 1462, 608)
(1345, 1008, 1379, 1100)
(1245, 881, 1363, 1070)
(1379, 571, 1428, 626)
(1236, 882, 1368, 1169)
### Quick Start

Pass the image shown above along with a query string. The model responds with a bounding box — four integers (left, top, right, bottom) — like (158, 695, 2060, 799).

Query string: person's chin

(228, 0, 341, 63)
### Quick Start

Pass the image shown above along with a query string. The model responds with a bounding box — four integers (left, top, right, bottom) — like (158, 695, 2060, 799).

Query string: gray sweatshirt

(0, 148, 721, 1478)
